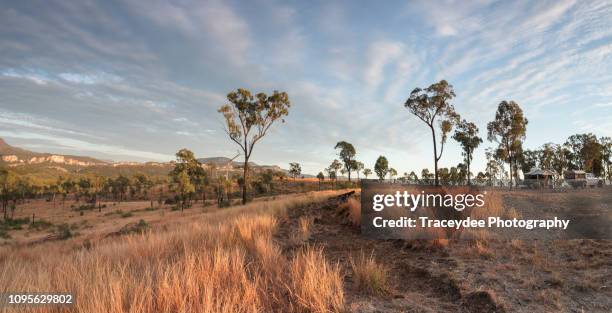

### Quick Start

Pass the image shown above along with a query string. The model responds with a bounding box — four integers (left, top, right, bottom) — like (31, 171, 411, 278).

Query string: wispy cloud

(0, 0, 610, 174)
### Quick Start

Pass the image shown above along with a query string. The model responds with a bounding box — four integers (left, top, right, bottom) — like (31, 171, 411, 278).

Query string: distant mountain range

(0, 138, 106, 166)
(0, 138, 313, 179)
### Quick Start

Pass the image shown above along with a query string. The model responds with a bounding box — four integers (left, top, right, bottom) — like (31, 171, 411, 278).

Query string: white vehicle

(564, 170, 604, 188)
(585, 173, 604, 187)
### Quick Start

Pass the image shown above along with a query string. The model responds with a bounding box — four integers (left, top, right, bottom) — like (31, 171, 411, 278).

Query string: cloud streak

(0, 0, 610, 175)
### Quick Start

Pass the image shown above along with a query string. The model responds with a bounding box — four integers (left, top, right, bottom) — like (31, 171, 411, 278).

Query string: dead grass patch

(350, 251, 390, 296)
(289, 216, 312, 245)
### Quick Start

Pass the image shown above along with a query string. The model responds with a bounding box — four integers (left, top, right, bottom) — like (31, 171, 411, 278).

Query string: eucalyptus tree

(328, 159, 342, 182)
(170, 149, 206, 209)
(452, 119, 482, 185)
(316, 172, 325, 190)
(354, 161, 364, 181)
(374, 156, 389, 181)
(362, 168, 372, 179)
(289, 162, 301, 180)
(487, 100, 528, 188)
(601, 136, 611, 181)
(405, 80, 460, 185)
(218, 88, 290, 204)
(325, 167, 337, 189)
(334, 141, 356, 181)
(407, 171, 419, 184)
(388, 168, 397, 181)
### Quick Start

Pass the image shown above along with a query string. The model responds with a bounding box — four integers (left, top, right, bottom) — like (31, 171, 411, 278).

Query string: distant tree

(421, 168, 432, 185)
(475, 172, 487, 185)
(405, 80, 460, 186)
(289, 163, 301, 180)
(487, 100, 528, 188)
(0, 169, 17, 219)
(388, 168, 397, 181)
(334, 141, 356, 182)
(485, 148, 502, 186)
(325, 168, 336, 189)
(362, 168, 372, 179)
(316, 172, 325, 190)
(374, 156, 389, 181)
(170, 149, 206, 210)
(90, 175, 106, 212)
(520, 148, 540, 174)
(456, 163, 468, 184)
(438, 168, 450, 185)
(408, 171, 419, 184)
(452, 120, 482, 185)
(553, 144, 570, 177)
(601, 136, 611, 181)
(354, 161, 364, 181)
(113, 175, 130, 203)
(539, 143, 557, 170)
(175, 170, 195, 211)
(329, 159, 342, 180)
(218, 88, 290, 204)
(565, 133, 604, 176)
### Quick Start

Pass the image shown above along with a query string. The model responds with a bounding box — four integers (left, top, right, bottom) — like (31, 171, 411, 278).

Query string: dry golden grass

(0, 190, 347, 313)
(349, 251, 390, 296)
(345, 197, 361, 227)
(289, 216, 312, 245)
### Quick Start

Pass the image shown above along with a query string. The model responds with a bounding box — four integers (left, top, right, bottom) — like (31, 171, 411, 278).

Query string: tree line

(310, 80, 610, 186)
(0, 169, 162, 220)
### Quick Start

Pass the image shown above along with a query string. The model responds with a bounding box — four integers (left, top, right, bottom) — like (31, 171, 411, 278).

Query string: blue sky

(0, 0, 611, 175)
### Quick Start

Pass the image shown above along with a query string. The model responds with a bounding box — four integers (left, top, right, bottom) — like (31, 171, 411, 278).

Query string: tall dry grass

(0, 191, 347, 313)
(349, 251, 390, 296)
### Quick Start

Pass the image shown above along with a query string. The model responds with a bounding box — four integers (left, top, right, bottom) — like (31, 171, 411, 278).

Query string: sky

(0, 0, 611, 175)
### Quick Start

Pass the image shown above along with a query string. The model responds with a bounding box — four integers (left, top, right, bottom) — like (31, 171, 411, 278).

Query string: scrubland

(0, 190, 347, 313)
(0, 188, 610, 313)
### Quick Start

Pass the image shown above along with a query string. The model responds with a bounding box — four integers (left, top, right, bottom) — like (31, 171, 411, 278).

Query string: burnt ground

(275, 191, 612, 313)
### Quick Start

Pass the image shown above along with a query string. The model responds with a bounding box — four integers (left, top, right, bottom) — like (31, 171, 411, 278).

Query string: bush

(1, 218, 30, 231)
(119, 219, 149, 235)
(29, 219, 54, 231)
(56, 224, 73, 240)
(74, 204, 96, 212)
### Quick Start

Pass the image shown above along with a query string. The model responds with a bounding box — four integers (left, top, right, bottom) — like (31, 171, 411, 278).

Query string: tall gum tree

(218, 88, 290, 204)
(334, 141, 356, 182)
(487, 100, 528, 188)
(452, 120, 482, 185)
(404, 80, 460, 186)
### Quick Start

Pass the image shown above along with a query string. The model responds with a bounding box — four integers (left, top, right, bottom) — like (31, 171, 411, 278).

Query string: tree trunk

(431, 126, 439, 186)
(242, 159, 248, 205)
(508, 155, 514, 189)
(467, 153, 471, 185)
